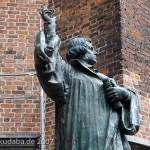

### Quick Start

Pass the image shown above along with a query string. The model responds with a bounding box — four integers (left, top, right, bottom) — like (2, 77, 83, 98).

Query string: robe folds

(34, 31, 140, 150)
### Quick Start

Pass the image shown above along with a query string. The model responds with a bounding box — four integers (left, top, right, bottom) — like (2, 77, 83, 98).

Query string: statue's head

(66, 37, 97, 66)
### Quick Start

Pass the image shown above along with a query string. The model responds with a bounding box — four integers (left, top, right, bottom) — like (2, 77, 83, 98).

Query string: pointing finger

(107, 91, 116, 96)
(106, 87, 115, 92)
(107, 94, 116, 100)
(39, 12, 42, 16)
(109, 98, 119, 104)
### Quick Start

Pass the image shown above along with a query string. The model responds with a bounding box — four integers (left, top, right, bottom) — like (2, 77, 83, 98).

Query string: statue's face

(80, 41, 97, 66)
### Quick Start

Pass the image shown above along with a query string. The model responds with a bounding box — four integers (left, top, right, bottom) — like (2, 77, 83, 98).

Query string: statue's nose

(94, 50, 97, 55)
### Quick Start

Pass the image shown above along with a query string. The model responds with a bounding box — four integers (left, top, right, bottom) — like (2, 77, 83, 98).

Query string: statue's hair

(66, 37, 92, 62)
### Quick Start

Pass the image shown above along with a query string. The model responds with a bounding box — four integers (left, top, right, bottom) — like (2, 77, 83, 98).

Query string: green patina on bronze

(34, 6, 140, 150)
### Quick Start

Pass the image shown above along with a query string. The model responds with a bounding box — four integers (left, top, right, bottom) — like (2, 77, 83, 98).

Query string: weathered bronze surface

(34, 7, 140, 150)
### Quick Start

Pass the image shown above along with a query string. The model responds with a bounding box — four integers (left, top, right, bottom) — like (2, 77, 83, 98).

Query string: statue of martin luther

(34, 6, 140, 150)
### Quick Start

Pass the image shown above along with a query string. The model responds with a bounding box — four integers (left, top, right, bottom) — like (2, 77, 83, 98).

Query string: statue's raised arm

(34, 6, 68, 104)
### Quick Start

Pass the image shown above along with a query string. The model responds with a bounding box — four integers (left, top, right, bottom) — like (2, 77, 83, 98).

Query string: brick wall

(0, 0, 47, 136)
(121, 0, 150, 140)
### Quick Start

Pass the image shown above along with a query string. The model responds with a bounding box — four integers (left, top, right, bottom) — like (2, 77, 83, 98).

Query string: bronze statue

(34, 6, 140, 150)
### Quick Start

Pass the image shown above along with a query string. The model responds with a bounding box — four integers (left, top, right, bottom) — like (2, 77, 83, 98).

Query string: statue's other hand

(106, 87, 130, 106)
(39, 6, 53, 22)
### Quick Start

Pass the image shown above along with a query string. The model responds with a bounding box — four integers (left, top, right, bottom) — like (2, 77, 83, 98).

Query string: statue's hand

(39, 6, 53, 22)
(106, 87, 130, 107)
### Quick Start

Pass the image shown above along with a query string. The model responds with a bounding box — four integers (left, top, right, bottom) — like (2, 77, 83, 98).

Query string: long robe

(34, 31, 140, 150)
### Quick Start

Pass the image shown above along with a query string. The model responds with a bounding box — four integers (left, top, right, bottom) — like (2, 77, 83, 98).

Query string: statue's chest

(69, 68, 103, 85)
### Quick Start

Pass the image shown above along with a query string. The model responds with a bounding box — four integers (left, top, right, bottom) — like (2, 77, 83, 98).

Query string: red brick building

(0, 0, 150, 149)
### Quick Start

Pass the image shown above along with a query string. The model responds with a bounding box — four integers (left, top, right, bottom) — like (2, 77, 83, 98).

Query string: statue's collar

(69, 59, 105, 80)
(69, 59, 108, 81)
